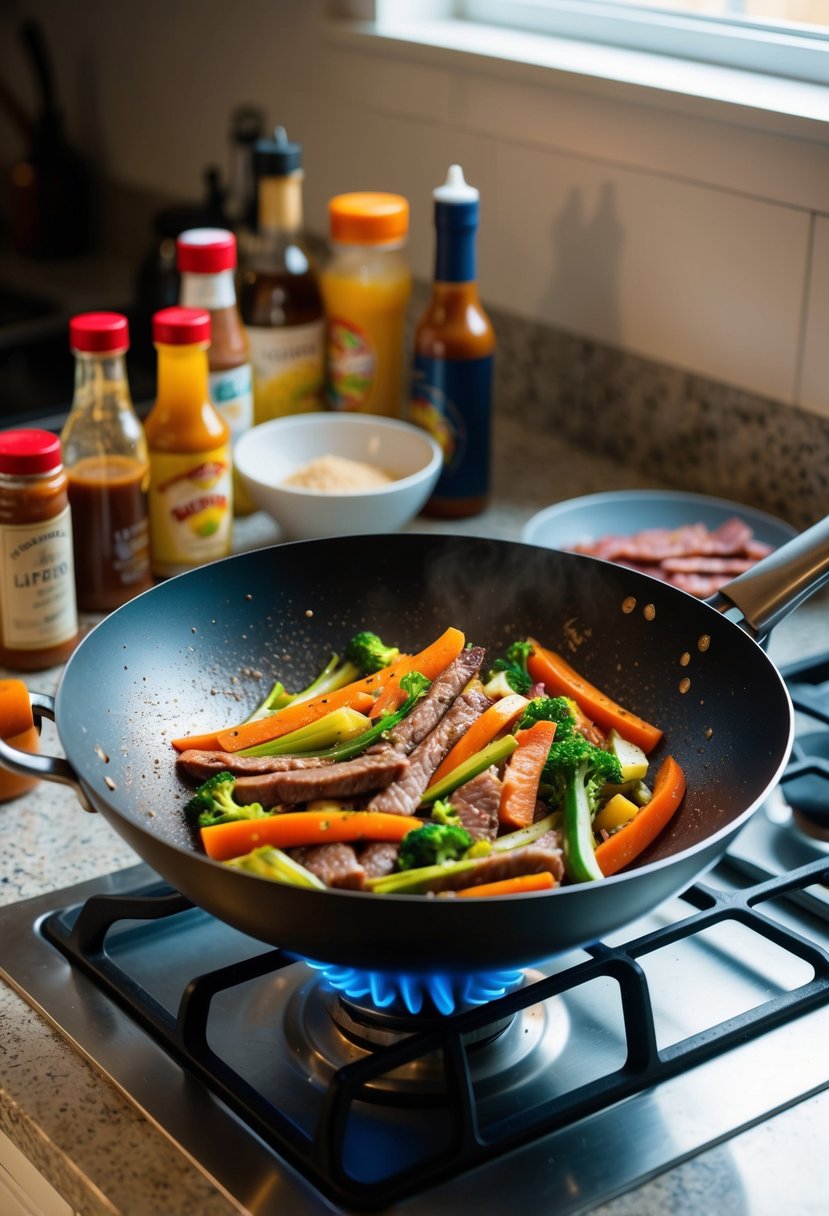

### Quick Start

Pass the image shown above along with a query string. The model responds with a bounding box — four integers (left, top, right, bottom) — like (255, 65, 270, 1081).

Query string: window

(370, 0, 829, 85)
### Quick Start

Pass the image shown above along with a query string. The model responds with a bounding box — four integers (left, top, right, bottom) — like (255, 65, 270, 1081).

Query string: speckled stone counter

(1, 417, 827, 1216)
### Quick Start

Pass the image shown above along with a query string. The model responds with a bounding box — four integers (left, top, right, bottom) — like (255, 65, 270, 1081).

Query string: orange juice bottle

(321, 193, 411, 416)
(144, 307, 232, 577)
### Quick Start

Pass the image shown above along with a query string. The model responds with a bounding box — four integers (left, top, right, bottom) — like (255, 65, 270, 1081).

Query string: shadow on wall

(540, 182, 623, 349)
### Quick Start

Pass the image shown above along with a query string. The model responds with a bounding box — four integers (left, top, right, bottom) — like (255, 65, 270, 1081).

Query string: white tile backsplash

(485, 141, 810, 402)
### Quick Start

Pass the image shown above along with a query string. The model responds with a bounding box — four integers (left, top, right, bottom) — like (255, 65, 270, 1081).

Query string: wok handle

(712, 513, 829, 639)
(0, 691, 93, 812)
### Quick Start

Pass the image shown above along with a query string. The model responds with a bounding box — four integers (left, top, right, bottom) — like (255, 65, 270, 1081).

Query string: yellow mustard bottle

(144, 307, 232, 577)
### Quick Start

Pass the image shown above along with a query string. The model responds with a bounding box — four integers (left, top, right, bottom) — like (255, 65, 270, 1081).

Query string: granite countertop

(0, 416, 827, 1216)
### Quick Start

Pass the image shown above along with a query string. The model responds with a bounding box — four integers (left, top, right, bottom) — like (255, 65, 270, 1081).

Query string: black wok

(2, 521, 828, 975)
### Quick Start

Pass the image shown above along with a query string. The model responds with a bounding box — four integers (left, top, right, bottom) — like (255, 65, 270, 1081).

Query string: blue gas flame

(304, 960, 524, 1016)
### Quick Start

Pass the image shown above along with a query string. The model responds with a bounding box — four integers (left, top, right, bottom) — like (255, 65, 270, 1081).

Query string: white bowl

(234, 413, 443, 540)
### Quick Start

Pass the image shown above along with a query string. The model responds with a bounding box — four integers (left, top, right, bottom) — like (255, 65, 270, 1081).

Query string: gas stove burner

(283, 965, 569, 1105)
(305, 959, 525, 1017)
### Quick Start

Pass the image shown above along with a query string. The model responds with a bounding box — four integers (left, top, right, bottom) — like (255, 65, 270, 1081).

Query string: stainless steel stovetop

(1, 659, 828, 1216)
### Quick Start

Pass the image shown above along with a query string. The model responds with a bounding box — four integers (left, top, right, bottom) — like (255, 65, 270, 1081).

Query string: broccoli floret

(541, 733, 623, 883)
(430, 798, 460, 826)
(184, 771, 268, 828)
(520, 695, 577, 736)
(344, 630, 401, 675)
(485, 640, 534, 696)
(397, 822, 474, 870)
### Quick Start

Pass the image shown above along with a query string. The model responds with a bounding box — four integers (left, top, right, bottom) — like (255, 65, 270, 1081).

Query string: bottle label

(148, 447, 232, 572)
(326, 318, 376, 412)
(410, 354, 493, 500)
(209, 363, 254, 440)
(0, 505, 78, 649)
(246, 321, 325, 420)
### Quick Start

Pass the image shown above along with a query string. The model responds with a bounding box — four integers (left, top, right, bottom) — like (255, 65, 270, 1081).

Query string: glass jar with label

(237, 127, 325, 422)
(321, 192, 411, 417)
(177, 227, 255, 514)
(0, 428, 79, 669)
(144, 307, 233, 578)
(61, 311, 154, 610)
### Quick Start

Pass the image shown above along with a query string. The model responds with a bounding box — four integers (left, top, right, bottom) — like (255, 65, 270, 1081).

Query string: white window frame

(462, 0, 829, 86)
(339, 0, 829, 131)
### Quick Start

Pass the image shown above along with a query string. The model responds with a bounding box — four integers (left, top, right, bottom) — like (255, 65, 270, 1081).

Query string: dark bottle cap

(253, 126, 302, 177)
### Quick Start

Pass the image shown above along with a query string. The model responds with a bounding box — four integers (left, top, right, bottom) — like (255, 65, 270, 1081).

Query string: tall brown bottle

(237, 127, 325, 422)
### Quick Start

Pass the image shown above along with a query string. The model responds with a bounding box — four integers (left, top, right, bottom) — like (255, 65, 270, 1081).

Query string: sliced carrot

(368, 627, 466, 719)
(428, 693, 529, 788)
(498, 719, 557, 830)
(594, 755, 686, 876)
(526, 639, 663, 754)
(456, 871, 557, 897)
(172, 627, 465, 753)
(201, 809, 423, 862)
(170, 728, 224, 752)
(0, 679, 34, 738)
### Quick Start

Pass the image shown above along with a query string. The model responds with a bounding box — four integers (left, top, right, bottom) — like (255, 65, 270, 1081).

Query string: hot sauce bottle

(144, 307, 232, 578)
(61, 312, 153, 611)
(411, 165, 495, 518)
(0, 428, 78, 669)
(177, 228, 255, 515)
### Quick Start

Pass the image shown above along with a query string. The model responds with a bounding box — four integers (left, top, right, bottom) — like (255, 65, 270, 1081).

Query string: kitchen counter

(0, 415, 827, 1216)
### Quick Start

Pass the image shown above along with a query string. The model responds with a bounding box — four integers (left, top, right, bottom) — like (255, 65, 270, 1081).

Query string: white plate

(522, 490, 797, 552)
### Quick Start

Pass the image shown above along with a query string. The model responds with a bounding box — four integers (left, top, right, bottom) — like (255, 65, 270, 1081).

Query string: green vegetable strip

(224, 845, 326, 889)
(237, 707, 371, 757)
(420, 735, 518, 805)
(562, 766, 605, 883)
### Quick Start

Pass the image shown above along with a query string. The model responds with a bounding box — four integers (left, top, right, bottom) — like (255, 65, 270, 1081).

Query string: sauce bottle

(411, 166, 495, 518)
(144, 307, 233, 578)
(61, 312, 153, 611)
(0, 428, 78, 669)
(237, 127, 325, 422)
(177, 227, 255, 515)
(321, 192, 411, 416)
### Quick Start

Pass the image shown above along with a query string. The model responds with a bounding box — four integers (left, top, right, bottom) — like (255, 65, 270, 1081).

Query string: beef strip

(366, 688, 491, 816)
(450, 767, 503, 841)
(232, 751, 409, 806)
(429, 842, 565, 893)
(376, 646, 488, 754)
(357, 841, 400, 879)
(289, 843, 366, 890)
(176, 749, 334, 782)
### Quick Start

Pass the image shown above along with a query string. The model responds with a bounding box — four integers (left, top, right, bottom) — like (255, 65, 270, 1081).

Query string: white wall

(1, 0, 827, 416)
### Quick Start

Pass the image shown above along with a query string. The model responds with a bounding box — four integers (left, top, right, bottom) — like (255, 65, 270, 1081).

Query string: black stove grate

(41, 854, 829, 1211)
(778, 653, 829, 828)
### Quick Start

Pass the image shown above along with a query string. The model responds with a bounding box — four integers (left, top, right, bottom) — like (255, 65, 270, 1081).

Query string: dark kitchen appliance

(1, 645, 827, 1213)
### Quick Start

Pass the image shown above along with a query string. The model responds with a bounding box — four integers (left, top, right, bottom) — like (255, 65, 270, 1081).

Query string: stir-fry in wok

(172, 628, 686, 896)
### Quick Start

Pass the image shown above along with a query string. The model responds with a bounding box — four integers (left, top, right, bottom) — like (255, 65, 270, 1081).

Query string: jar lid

(253, 126, 302, 177)
(177, 227, 237, 273)
(153, 306, 211, 345)
(328, 193, 409, 245)
(69, 312, 129, 354)
(0, 429, 63, 475)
